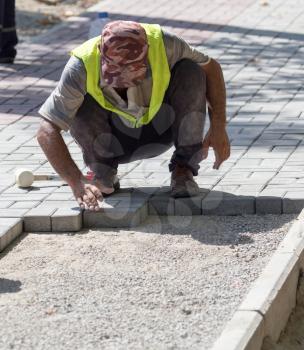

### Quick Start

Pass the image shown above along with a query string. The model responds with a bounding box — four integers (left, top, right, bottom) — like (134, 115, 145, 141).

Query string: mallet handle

(33, 175, 61, 181)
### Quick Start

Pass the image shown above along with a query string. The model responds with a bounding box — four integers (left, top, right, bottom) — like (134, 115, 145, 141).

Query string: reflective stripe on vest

(71, 23, 171, 128)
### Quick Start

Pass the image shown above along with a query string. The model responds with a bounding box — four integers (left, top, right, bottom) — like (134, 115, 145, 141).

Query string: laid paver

(51, 207, 82, 232)
(23, 207, 57, 232)
(0, 0, 303, 227)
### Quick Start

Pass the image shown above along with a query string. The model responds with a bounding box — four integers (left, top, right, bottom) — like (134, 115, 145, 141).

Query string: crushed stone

(0, 214, 296, 350)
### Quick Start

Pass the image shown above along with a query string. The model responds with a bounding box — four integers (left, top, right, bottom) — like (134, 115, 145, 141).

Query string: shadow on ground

(0, 278, 22, 293)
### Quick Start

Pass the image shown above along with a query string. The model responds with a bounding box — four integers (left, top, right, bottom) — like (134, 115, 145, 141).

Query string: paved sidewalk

(0, 0, 304, 231)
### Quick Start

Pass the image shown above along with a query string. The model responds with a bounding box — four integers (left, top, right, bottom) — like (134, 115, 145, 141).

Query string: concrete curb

(0, 218, 23, 253)
(211, 209, 304, 350)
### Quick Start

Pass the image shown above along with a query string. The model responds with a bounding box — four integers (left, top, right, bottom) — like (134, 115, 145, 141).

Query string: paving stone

(46, 192, 74, 201)
(133, 186, 160, 195)
(148, 189, 175, 216)
(2, 187, 31, 194)
(36, 200, 80, 209)
(195, 176, 222, 186)
(0, 209, 29, 218)
(283, 192, 304, 214)
(237, 185, 265, 193)
(52, 186, 73, 193)
(174, 190, 209, 216)
(83, 203, 147, 228)
(202, 191, 255, 215)
(256, 196, 282, 215)
(9, 201, 40, 209)
(0, 193, 49, 201)
(0, 201, 15, 209)
(51, 207, 82, 232)
(24, 207, 57, 232)
(0, 218, 23, 252)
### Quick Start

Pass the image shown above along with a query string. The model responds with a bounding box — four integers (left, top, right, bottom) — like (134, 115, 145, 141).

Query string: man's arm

(37, 57, 113, 211)
(37, 119, 83, 186)
(200, 58, 230, 169)
(37, 119, 112, 211)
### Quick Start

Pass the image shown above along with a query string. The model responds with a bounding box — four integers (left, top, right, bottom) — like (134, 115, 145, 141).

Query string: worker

(0, 0, 18, 63)
(37, 20, 230, 211)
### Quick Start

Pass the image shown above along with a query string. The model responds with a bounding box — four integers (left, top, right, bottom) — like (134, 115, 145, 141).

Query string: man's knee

(172, 58, 206, 91)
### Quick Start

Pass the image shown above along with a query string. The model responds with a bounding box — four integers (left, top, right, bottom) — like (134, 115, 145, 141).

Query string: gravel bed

(0, 214, 296, 350)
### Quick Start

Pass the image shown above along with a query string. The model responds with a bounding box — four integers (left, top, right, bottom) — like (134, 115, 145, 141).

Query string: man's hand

(200, 59, 229, 169)
(70, 177, 114, 211)
(202, 125, 230, 169)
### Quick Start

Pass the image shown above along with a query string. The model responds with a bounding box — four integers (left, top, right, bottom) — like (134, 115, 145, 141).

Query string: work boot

(170, 165, 200, 198)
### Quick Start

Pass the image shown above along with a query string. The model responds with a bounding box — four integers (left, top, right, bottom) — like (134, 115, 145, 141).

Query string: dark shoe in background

(0, 57, 14, 64)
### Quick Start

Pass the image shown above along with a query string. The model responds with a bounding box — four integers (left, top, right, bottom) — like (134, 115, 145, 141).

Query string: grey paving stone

(2, 187, 30, 194)
(36, 200, 80, 209)
(256, 196, 282, 215)
(0, 201, 14, 209)
(174, 190, 209, 216)
(52, 186, 73, 193)
(283, 192, 304, 214)
(0, 209, 29, 218)
(109, 190, 149, 205)
(9, 201, 40, 209)
(51, 207, 82, 232)
(46, 192, 74, 201)
(133, 186, 160, 195)
(0, 218, 23, 252)
(195, 176, 221, 186)
(83, 203, 147, 228)
(25, 186, 60, 194)
(148, 189, 175, 216)
(24, 207, 57, 232)
(202, 192, 255, 215)
(237, 185, 265, 193)
(0, 193, 49, 201)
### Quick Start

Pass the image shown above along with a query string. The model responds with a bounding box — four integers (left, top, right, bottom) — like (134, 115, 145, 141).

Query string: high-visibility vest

(71, 23, 171, 128)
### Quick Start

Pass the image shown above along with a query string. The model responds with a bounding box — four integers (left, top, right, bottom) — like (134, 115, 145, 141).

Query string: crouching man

(37, 21, 230, 211)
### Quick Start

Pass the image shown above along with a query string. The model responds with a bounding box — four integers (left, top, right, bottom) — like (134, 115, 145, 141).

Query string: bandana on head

(100, 21, 149, 88)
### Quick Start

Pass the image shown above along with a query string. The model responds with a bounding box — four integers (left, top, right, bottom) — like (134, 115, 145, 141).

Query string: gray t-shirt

(39, 30, 210, 131)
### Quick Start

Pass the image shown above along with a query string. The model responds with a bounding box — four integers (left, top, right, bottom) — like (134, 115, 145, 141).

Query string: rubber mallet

(15, 168, 60, 188)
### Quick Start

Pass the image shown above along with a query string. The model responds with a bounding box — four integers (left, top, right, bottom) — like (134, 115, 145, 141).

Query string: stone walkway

(0, 0, 304, 235)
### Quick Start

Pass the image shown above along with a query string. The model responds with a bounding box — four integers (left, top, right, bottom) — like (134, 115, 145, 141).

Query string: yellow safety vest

(71, 23, 171, 128)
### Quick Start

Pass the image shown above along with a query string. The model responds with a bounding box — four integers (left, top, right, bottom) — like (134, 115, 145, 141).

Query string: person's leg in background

(0, 0, 18, 63)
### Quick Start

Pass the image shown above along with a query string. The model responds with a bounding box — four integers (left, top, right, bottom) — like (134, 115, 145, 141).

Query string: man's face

(102, 58, 147, 88)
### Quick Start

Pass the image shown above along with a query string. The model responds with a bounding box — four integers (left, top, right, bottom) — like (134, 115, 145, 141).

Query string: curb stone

(211, 208, 304, 350)
(0, 218, 23, 252)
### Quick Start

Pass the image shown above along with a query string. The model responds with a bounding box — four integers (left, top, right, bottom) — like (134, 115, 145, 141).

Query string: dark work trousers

(0, 0, 18, 60)
(70, 59, 207, 186)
